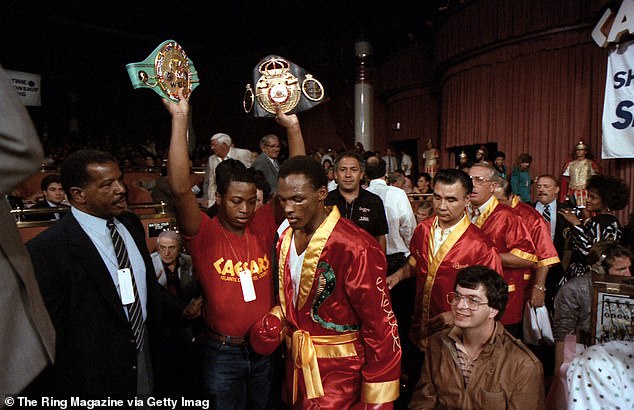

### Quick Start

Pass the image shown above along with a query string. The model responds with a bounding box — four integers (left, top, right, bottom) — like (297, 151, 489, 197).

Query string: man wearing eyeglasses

(253, 134, 281, 192)
(409, 266, 545, 410)
(467, 164, 537, 336)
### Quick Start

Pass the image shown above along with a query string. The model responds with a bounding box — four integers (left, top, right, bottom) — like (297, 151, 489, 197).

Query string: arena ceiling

(2, 1, 442, 147)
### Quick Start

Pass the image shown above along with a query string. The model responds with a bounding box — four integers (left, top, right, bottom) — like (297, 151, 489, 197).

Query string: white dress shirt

(367, 179, 416, 256)
(535, 199, 557, 240)
(72, 207, 148, 320)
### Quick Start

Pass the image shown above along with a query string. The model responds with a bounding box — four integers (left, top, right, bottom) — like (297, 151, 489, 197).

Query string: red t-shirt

(185, 205, 276, 336)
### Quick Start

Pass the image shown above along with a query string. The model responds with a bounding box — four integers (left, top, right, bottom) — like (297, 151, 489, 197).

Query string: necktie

(107, 219, 145, 352)
(543, 204, 551, 224)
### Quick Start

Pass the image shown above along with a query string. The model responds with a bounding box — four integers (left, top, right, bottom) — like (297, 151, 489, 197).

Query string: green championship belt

(243, 55, 326, 118)
(126, 40, 199, 102)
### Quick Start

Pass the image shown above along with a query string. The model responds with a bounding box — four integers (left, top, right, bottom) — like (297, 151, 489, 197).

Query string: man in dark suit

(27, 149, 188, 399)
(534, 174, 571, 308)
(0, 66, 55, 399)
(26, 174, 69, 221)
(253, 134, 281, 193)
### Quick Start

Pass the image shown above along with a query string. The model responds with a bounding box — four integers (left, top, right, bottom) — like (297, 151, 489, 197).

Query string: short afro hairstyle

(216, 159, 255, 196)
(278, 156, 327, 191)
(586, 174, 630, 211)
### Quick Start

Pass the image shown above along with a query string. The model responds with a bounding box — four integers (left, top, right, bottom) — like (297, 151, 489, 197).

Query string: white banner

(5, 69, 41, 107)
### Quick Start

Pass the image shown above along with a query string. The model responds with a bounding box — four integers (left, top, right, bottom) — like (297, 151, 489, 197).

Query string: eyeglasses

(446, 291, 489, 311)
(469, 175, 491, 185)
(265, 144, 281, 148)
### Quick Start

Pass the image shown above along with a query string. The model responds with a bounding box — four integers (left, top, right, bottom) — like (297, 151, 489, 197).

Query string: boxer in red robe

(467, 164, 537, 330)
(493, 178, 560, 308)
(387, 169, 502, 349)
(251, 156, 401, 409)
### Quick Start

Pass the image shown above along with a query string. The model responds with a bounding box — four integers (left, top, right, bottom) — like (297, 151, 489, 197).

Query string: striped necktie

(543, 204, 551, 224)
(107, 219, 145, 352)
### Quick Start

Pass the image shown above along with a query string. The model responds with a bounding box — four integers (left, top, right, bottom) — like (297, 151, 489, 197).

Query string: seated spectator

(150, 166, 175, 212)
(326, 167, 337, 192)
(409, 265, 544, 410)
(151, 230, 199, 301)
(26, 174, 69, 221)
(402, 175, 415, 194)
(566, 341, 634, 409)
(5, 187, 25, 210)
(413, 200, 433, 224)
(413, 173, 432, 195)
(388, 170, 405, 188)
(150, 230, 203, 397)
(553, 241, 631, 371)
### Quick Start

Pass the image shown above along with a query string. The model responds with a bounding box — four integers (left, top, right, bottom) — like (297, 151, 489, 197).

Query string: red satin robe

(510, 196, 560, 302)
(473, 197, 537, 325)
(277, 207, 401, 409)
(408, 214, 502, 347)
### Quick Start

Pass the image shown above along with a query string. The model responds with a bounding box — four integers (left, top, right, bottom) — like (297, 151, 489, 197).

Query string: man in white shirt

(365, 156, 416, 274)
(203, 133, 253, 207)
(400, 151, 413, 177)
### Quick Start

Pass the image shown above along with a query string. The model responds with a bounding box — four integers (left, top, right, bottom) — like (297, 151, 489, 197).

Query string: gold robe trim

(286, 330, 359, 403)
(362, 380, 401, 404)
(278, 206, 340, 316)
(421, 214, 471, 330)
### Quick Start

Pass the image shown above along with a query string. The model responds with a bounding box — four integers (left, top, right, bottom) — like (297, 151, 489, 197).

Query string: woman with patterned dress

(560, 174, 630, 282)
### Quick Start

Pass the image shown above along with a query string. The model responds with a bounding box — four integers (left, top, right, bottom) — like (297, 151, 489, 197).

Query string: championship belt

(126, 40, 200, 102)
(243, 55, 326, 118)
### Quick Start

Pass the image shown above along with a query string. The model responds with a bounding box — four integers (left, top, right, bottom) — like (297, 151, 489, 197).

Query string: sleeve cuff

(408, 255, 416, 268)
(536, 256, 560, 268)
(510, 248, 538, 263)
(362, 380, 400, 403)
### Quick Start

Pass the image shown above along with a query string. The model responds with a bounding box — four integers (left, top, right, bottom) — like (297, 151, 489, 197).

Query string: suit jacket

(0, 66, 55, 398)
(151, 252, 198, 303)
(534, 201, 571, 303)
(25, 201, 69, 222)
(202, 146, 254, 206)
(253, 152, 279, 192)
(27, 211, 183, 398)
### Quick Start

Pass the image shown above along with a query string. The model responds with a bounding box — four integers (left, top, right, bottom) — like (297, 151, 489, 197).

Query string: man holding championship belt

(162, 87, 305, 409)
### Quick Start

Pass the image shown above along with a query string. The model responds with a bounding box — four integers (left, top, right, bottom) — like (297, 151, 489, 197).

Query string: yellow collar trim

(278, 207, 340, 313)
(474, 196, 499, 228)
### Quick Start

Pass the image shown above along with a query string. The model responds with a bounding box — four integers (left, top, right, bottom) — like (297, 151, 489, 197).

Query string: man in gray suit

(0, 67, 55, 400)
(202, 133, 253, 207)
(253, 134, 281, 192)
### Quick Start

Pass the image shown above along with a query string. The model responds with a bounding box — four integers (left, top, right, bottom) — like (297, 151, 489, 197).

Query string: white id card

(239, 270, 256, 302)
(117, 268, 136, 305)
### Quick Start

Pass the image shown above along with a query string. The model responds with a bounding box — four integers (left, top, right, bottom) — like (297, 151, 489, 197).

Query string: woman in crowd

(561, 174, 630, 280)
(413, 173, 432, 195)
